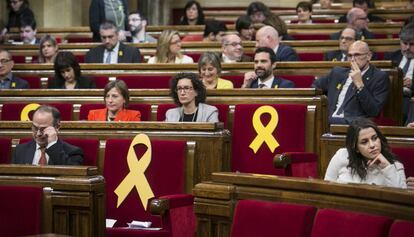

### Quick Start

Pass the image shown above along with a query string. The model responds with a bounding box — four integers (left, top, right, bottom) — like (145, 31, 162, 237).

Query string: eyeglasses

(31, 124, 47, 133)
(347, 53, 368, 58)
(339, 36, 355, 41)
(225, 42, 242, 47)
(176, 86, 193, 93)
(0, 59, 12, 64)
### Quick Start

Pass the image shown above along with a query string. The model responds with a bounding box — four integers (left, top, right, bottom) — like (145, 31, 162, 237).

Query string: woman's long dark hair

(180, 1, 205, 25)
(53, 51, 81, 87)
(346, 118, 398, 180)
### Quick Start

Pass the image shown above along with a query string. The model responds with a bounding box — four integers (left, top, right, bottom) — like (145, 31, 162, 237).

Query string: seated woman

(325, 118, 407, 188)
(49, 51, 95, 89)
(198, 52, 233, 89)
(88, 80, 140, 121)
(179, 0, 205, 25)
(296, 1, 313, 24)
(236, 15, 254, 41)
(38, 34, 58, 63)
(166, 72, 218, 122)
(147, 30, 194, 63)
(203, 20, 227, 42)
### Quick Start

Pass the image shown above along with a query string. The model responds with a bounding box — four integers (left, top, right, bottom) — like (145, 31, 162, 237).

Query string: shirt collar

(35, 139, 58, 150)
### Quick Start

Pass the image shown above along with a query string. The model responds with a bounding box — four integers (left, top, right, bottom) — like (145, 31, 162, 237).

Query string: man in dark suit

(12, 105, 83, 165)
(19, 18, 39, 45)
(325, 28, 360, 62)
(85, 21, 141, 64)
(313, 41, 389, 124)
(338, 0, 385, 23)
(0, 49, 29, 89)
(242, 47, 295, 89)
(331, 8, 375, 41)
(255, 25, 299, 61)
(221, 33, 252, 63)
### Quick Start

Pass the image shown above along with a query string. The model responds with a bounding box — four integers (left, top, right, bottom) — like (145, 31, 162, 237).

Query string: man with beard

(126, 11, 156, 43)
(85, 21, 141, 63)
(313, 41, 389, 124)
(221, 33, 252, 63)
(241, 47, 295, 89)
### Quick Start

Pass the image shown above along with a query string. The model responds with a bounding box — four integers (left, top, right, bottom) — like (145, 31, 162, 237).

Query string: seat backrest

(310, 208, 393, 237)
(221, 75, 244, 88)
(20, 76, 42, 89)
(79, 103, 151, 121)
(230, 200, 316, 237)
(1, 103, 73, 121)
(389, 220, 414, 237)
(157, 104, 176, 121)
(63, 138, 100, 166)
(278, 75, 316, 88)
(103, 137, 187, 227)
(298, 53, 325, 61)
(232, 104, 307, 175)
(92, 76, 109, 89)
(117, 75, 172, 89)
(0, 138, 11, 164)
(0, 186, 43, 236)
(391, 147, 414, 178)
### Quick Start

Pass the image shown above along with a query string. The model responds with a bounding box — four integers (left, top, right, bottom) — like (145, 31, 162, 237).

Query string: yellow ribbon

(20, 103, 40, 121)
(249, 105, 279, 154)
(114, 134, 154, 209)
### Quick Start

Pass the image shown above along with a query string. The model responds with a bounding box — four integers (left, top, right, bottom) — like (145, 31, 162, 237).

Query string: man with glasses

(126, 11, 156, 43)
(221, 33, 252, 63)
(85, 21, 141, 63)
(12, 105, 84, 165)
(338, 0, 385, 23)
(325, 28, 360, 62)
(331, 8, 374, 40)
(313, 41, 389, 124)
(0, 49, 28, 89)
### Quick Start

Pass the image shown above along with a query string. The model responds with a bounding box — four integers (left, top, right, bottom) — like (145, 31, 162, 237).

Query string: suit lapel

(342, 66, 373, 107)
(272, 77, 280, 88)
(333, 69, 350, 106)
(24, 140, 37, 164)
(118, 43, 125, 63)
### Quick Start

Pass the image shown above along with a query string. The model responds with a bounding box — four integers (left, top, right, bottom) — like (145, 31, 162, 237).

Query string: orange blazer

(87, 108, 141, 121)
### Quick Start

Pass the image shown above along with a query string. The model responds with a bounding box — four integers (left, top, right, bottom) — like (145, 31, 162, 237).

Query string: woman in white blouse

(325, 118, 407, 189)
(147, 30, 194, 64)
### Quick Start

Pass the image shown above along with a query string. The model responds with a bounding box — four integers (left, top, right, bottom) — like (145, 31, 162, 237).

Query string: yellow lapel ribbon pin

(20, 103, 40, 121)
(11, 82, 16, 88)
(114, 133, 155, 209)
(249, 105, 280, 154)
(336, 83, 342, 90)
(118, 51, 123, 57)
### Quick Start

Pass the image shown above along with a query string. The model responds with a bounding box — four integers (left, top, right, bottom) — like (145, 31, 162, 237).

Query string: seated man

(255, 25, 299, 61)
(325, 27, 360, 61)
(338, 0, 385, 23)
(0, 49, 29, 89)
(12, 105, 84, 165)
(313, 41, 389, 124)
(221, 33, 252, 63)
(85, 21, 141, 63)
(242, 47, 295, 89)
(19, 18, 39, 45)
(127, 11, 156, 43)
(203, 20, 227, 42)
(331, 8, 375, 40)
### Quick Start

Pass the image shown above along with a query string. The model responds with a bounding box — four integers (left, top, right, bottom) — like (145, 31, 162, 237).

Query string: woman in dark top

(49, 52, 96, 89)
(2, 0, 35, 35)
(179, 1, 205, 25)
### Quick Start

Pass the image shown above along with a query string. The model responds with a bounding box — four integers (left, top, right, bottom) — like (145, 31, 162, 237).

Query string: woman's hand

(367, 153, 390, 169)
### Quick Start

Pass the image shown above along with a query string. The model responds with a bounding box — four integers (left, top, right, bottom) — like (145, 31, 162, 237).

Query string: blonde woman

(148, 30, 194, 63)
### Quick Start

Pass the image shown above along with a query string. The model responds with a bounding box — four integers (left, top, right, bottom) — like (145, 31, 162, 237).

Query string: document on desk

(127, 220, 161, 230)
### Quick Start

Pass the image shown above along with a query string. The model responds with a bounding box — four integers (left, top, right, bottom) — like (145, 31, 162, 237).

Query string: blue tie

(105, 51, 112, 64)
(402, 58, 412, 77)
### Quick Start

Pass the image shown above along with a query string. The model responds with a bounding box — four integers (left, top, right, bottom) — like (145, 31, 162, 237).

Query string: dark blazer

(324, 50, 345, 62)
(275, 44, 299, 61)
(89, 0, 128, 42)
(85, 43, 141, 63)
(338, 13, 385, 23)
(48, 76, 96, 89)
(384, 50, 414, 80)
(312, 65, 389, 124)
(250, 77, 295, 88)
(12, 139, 84, 165)
(7, 6, 35, 29)
(6, 74, 30, 89)
(330, 29, 375, 40)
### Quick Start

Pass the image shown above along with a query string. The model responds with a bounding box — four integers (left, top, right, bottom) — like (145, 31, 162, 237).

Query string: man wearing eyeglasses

(126, 11, 156, 43)
(331, 8, 375, 41)
(325, 28, 360, 62)
(313, 41, 389, 124)
(12, 105, 83, 166)
(221, 33, 252, 63)
(0, 49, 29, 89)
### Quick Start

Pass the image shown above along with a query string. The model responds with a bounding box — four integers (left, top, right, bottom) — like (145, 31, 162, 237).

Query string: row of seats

(231, 199, 414, 237)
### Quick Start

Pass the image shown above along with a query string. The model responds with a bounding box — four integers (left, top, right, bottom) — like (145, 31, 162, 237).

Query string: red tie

(38, 147, 47, 165)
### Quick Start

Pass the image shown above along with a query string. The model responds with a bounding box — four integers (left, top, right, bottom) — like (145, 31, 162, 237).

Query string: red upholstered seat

(1, 103, 73, 121)
(79, 103, 151, 121)
(64, 138, 100, 166)
(291, 34, 330, 40)
(221, 75, 244, 88)
(181, 34, 203, 42)
(20, 76, 42, 88)
(156, 104, 176, 121)
(391, 147, 414, 178)
(11, 55, 37, 63)
(117, 75, 172, 89)
(75, 55, 85, 63)
(278, 75, 316, 88)
(0, 186, 43, 236)
(104, 137, 196, 237)
(67, 37, 93, 43)
(298, 53, 325, 61)
(230, 200, 316, 237)
(0, 138, 11, 164)
(92, 76, 109, 88)
(186, 53, 201, 62)
(232, 104, 317, 177)
(310, 209, 393, 237)
(389, 220, 414, 237)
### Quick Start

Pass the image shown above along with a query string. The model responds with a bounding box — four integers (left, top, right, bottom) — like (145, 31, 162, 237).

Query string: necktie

(402, 58, 412, 77)
(335, 83, 354, 115)
(105, 51, 112, 64)
(259, 83, 266, 88)
(341, 54, 347, 62)
(38, 147, 47, 165)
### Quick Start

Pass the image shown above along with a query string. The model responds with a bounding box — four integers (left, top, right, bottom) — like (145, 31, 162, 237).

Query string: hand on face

(35, 126, 58, 147)
(242, 71, 257, 88)
(366, 153, 391, 170)
(349, 59, 364, 89)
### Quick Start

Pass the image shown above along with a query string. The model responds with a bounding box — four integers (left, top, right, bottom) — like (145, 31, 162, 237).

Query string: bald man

(255, 26, 299, 61)
(312, 41, 389, 124)
(331, 8, 375, 40)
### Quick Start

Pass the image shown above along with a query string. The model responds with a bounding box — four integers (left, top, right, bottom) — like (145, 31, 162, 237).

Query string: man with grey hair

(221, 33, 252, 63)
(85, 21, 141, 63)
(331, 7, 375, 40)
(255, 25, 299, 61)
(0, 49, 29, 89)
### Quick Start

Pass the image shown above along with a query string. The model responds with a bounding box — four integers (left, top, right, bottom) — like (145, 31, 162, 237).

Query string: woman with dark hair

(166, 72, 218, 122)
(246, 1, 272, 24)
(49, 51, 95, 89)
(180, 0, 205, 25)
(38, 35, 58, 63)
(236, 15, 254, 41)
(2, 0, 35, 35)
(325, 118, 407, 188)
(296, 1, 313, 24)
(88, 80, 140, 121)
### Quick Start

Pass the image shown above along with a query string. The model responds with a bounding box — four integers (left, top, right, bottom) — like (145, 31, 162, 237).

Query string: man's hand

(42, 126, 58, 145)
(403, 78, 412, 88)
(349, 59, 364, 89)
(242, 71, 257, 88)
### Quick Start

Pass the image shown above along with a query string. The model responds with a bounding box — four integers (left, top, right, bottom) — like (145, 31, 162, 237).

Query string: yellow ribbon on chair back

(20, 103, 40, 121)
(114, 134, 155, 209)
(249, 105, 280, 154)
